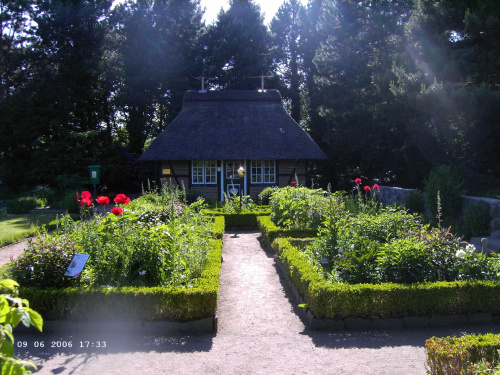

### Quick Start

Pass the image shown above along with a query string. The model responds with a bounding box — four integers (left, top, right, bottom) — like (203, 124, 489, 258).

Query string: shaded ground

(5, 231, 500, 374)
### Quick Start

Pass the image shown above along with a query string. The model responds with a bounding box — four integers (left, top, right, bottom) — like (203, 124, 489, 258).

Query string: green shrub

(405, 190, 425, 214)
(270, 186, 329, 229)
(203, 209, 271, 228)
(5, 196, 41, 214)
(258, 216, 317, 244)
(425, 165, 464, 224)
(309, 208, 422, 283)
(376, 238, 438, 283)
(258, 186, 279, 205)
(461, 201, 491, 239)
(30, 185, 55, 205)
(426, 334, 500, 375)
(58, 190, 80, 213)
(211, 216, 225, 239)
(272, 237, 324, 297)
(12, 233, 79, 288)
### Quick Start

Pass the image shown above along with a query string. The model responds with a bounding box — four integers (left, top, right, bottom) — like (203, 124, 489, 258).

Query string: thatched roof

(140, 90, 327, 161)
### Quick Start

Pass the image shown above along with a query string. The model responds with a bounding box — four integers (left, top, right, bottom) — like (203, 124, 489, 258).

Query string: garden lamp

(237, 166, 245, 211)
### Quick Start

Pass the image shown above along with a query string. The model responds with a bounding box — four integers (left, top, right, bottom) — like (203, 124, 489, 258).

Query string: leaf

(1, 339, 14, 358)
(26, 308, 43, 332)
(0, 298, 10, 320)
(0, 280, 19, 292)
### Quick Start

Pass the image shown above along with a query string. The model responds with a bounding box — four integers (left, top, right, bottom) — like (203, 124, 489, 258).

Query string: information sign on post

(64, 254, 90, 278)
(88, 165, 100, 197)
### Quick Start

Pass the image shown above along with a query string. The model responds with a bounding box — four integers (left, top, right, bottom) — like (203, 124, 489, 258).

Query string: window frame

(191, 160, 218, 185)
(250, 159, 276, 184)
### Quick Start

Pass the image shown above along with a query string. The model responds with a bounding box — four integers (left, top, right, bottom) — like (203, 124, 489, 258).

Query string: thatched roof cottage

(140, 89, 327, 200)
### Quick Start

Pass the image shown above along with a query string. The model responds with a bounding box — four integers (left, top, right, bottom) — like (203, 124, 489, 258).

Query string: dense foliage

(267, 185, 500, 285)
(308, 203, 500, 285)
(426, 334, 500, 375)
(1, 0, 499, 194)
(9, 189, 216, 288)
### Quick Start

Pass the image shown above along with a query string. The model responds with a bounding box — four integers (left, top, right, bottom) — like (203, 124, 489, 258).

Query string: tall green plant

(270, 186, 329, 229)
(425, 165, 464, 225)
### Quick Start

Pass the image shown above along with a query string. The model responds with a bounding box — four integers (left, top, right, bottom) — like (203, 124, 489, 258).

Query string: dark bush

(5, 196, 41, 214)
(424, 165, 464, 224)
(461, 201, 491, 239)
(405, 190, 425, 214)
(258, 186, 279, 205)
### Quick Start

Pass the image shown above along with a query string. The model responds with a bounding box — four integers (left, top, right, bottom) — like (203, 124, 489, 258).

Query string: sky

(112, 1, 307, 25)
(201, 0, 306, 25)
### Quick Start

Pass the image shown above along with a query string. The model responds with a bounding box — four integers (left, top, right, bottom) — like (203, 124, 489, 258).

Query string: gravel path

(6, 231, 500, 374)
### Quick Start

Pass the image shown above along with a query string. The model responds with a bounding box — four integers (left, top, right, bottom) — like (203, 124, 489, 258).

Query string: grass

(0, 213, 62, 247)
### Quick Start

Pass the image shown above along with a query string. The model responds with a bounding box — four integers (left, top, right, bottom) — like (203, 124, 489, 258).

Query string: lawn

(0, 213, 61, 247)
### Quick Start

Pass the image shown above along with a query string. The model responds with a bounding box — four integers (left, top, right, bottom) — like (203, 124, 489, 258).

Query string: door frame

(220, 159, 247, 201)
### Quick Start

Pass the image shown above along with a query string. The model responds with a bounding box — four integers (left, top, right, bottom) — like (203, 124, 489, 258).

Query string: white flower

(466, 244, 476, 253)
(138, 270, 146, 276)
(456, 249, 466, 258)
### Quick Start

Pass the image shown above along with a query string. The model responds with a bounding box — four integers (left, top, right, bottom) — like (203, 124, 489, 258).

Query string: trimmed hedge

(203, 208, 271, 228)
(211, 216, 225, 240)
(426, 333, 500, 375)
(257, 216, 317, 244)
(272, 237, 500, 319)
(19, 239, 223, 322)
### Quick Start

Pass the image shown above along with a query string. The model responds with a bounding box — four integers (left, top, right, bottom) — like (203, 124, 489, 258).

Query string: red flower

(80, 198, 93, 207)
(291, 181, 296, 185)
(111, 207, 123, 216)
(96, 196, 110, 206)
(373, 184, 380, 190)
(76, 192, 80, 202)
(355, 178, 362, 184)
(81, 191, 92, 200)
(114, 194, 131, 205)
(364, 186, 371, 191)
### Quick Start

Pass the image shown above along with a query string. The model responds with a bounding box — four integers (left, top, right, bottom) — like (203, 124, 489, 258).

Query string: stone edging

(17, 316, 218, 335)
(274, 256, 499, 330)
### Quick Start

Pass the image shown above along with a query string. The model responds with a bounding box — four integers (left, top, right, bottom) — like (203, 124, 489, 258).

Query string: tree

(202, 0, 271, 89)
(270, 0, 306, 123)
(114, 0, 203, 153)
(311, 0, 413, 188)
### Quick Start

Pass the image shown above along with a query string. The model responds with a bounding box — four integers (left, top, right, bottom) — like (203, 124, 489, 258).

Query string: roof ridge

(184, 89, 282, 103)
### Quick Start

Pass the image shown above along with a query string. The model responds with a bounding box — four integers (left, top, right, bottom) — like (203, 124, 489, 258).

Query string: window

(251, 160, 275, 184)
(192, 160, 217, 184)
(226, 161, 243, 179)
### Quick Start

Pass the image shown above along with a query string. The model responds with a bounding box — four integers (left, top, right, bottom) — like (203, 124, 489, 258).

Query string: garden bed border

(271, 237, 500, 330)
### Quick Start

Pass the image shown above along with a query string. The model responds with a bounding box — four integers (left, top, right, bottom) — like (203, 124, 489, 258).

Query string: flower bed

(4, 189, 223, 332)
(19, 238, 222, 324)
(272, 237, 500, 329)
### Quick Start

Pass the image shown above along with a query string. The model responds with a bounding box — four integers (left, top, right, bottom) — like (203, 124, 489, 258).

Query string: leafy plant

(8, 186, 216, 289)
(405, 189, 425, 214)
(5, 197, 41, 214)
(0, 279, 43, 374)
(425, 165, 464, 225)
(257, 186, 279, 205)
(270, 186, 329, 229)
(29, 185, 55, 205)
(12, 233, 80, 288)
(461, 201, 491, 239)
